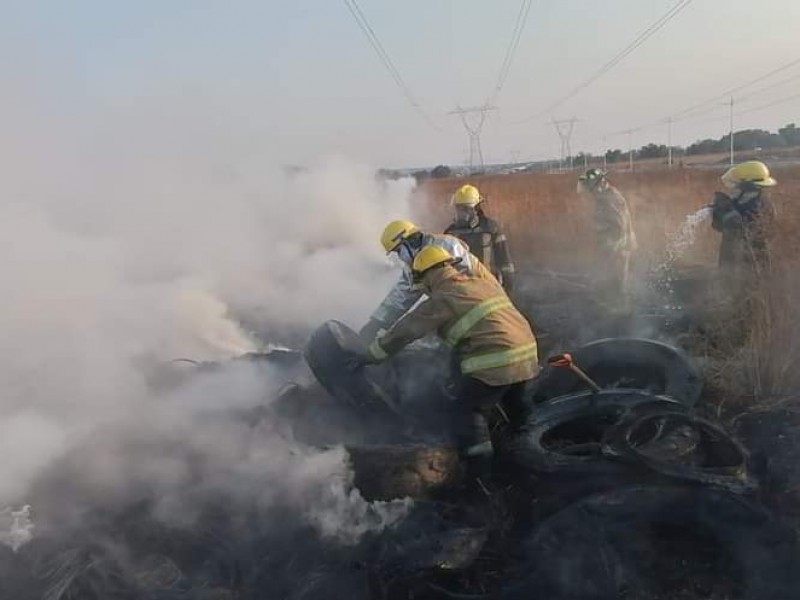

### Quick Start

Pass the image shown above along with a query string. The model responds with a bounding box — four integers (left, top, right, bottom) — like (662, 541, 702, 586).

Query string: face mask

(454, 206, 476, 226)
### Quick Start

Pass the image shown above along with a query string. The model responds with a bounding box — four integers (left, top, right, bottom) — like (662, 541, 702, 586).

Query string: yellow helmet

(452, 184, 481, 207)
(411, 245, 455, 276)
(721, 160, 777, 188)
(380, 220, 420, 253)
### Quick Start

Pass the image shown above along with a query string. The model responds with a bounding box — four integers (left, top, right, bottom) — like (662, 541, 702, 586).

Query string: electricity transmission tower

(450, 105, 497, 172)
(552, 118, 580, 170)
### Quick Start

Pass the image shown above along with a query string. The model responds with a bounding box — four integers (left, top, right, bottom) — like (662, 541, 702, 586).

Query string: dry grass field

(416, 165, 800, 411)
(415, 164, 800, 272)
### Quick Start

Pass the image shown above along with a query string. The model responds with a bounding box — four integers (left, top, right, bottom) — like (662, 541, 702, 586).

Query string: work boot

(458, 452, 502, 527)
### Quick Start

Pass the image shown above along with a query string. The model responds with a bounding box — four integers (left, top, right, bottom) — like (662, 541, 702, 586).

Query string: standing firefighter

(711, 160, 777, 288)
(359, 220, 476, 341)
(577, 169, 637, 304)
(445, 184, 516, 293)
(355, 245, 538, 486)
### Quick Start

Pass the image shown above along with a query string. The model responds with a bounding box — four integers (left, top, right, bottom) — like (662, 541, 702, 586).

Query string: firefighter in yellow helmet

(577, 169, 637, 305)
(358, 219, 476, 341)
(354, 245, 539, 483)
(711, 160, 777, 286)
(445, 184, 517, 293)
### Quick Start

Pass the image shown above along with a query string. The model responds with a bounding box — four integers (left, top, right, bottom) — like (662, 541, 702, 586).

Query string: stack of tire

(305, 326, 800, 598)
(501, 338, 800, 599)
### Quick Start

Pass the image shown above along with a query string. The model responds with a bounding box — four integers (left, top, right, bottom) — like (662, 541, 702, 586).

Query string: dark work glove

(712, 191, 732, 209)
(358, 318, 385, 343)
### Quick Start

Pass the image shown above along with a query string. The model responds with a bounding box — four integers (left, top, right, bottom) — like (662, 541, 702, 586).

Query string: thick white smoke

(0, 77, 416, 546)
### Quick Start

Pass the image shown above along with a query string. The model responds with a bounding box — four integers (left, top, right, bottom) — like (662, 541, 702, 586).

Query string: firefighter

(711, 160, 777, 288)
(445, 184, 516, 293)
(577, 169, 637, 304)
(355, 245, 539, 484)
(358, 220, 476, 341)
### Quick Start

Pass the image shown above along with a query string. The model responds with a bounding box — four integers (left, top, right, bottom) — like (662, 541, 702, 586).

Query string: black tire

(504, 390, 685, 475)
(501, 485, 800, 600)
(304, 320, 398, 415)
(501, 391, 687, 510)
(531, 338, 703, 406)
(604, 409, 755, 493)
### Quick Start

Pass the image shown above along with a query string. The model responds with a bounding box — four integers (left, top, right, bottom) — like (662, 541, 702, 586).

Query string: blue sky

(4, 1, 800, 167)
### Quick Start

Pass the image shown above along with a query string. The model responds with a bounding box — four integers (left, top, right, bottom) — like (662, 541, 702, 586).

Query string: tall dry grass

(703, 188, 800, 418)
(418, 165, 800, 412)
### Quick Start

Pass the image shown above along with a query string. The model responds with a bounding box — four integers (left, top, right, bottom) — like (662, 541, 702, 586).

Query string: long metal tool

(547, 352, 603, 393)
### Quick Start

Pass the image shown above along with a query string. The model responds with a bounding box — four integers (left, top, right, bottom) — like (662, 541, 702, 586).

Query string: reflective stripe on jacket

(370, 233, 474, 327)
(368, 257, 538, 386)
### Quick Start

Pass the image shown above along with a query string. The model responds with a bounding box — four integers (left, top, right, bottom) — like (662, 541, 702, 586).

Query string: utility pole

(728, 97, 735, 166)
(626, 129, 635, 172)
(666, 117, 673, 169)
(450, 105, 497, 173)
(552, 118, 580, 171)
(602, 136, 608, 170)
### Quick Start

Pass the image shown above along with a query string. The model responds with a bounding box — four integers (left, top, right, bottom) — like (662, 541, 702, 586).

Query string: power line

(341, 0, 444, 132)
(735, 71, 800, 104)
(669, 56, 800, 121)
(513, 0, 693, 123)
(656, 68, 800, 126)
(734, 90, 800, 118)
(487, 0, 534, 106)
(597, 60, 800, 142)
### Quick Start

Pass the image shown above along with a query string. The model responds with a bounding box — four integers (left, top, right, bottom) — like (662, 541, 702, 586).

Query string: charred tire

(604, 409, 755, 493)
(531, 338, 703, 406)
(304, 320, 397, 414)
(502, 486, 800, 600)
(504, 390, 685, 475)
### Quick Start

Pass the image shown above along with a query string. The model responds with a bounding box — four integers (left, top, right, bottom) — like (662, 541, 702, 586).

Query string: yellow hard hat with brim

(381, 220, 420, 253)
(452, 184, 481, 207)
(721, 161, 777, 188)
(411, 245, 459, 278)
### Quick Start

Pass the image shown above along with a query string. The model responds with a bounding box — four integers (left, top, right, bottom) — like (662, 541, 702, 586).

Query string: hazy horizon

(4, 1, 799, 168)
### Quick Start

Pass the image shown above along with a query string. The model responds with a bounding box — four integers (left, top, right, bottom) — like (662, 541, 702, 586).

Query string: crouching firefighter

(445, 184, 516, 293)
(353, 245, 539, 488)
(359, 220, 476, 341)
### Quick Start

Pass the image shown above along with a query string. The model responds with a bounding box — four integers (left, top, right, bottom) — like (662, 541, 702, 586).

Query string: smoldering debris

(0, 359, 415, 600)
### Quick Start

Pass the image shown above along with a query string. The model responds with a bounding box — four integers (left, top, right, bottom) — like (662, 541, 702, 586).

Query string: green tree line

(585, 123, 800, 164)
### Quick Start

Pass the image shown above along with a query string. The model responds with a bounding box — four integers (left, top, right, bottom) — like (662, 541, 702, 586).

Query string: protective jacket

(594, 186, 637, 254)
(367, 258, 538, 387)
(370, 233, 474, 327)
(711, 189, 775, 271)
(444, 212, 515, 290)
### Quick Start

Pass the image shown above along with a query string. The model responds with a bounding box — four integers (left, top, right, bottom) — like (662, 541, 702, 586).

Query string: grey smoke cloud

(0, 77, 415, 544)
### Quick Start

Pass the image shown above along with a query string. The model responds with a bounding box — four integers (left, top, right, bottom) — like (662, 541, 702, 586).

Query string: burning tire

(604, 409, 755, 493)
(501, 486, 800, 600)
(531, 338, 703, 406)
(304, 320, 398, 415)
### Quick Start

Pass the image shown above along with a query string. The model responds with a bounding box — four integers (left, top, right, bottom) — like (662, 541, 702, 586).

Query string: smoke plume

(0, 74, 417, 551)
